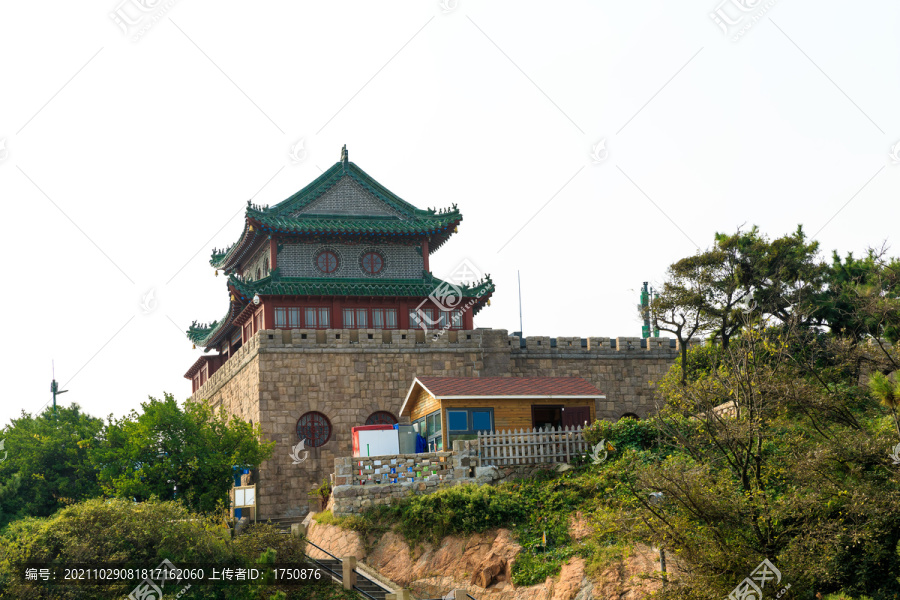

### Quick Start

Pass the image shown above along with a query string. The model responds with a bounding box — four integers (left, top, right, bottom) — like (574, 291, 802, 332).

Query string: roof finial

(341, 144, 348, 170)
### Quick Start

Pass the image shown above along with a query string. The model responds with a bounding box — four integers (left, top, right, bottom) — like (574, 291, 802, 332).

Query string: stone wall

(190, 328, 682, 520)
(335, 452, 460, 487)
(507, 335, 677, 419)
(332, 442, 486, 516)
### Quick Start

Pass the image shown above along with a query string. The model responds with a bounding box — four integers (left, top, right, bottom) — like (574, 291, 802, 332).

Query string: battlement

(507, 334, 686, 354)
(249, 327, 687, 354)
(255, 327, 486, 350)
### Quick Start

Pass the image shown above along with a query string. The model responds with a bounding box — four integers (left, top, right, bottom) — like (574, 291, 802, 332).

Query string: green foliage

(0, 497, 231, 599)
(232, 524, 306, 563)
(0, 497, 361, 600)
(869, 371, 900, 410)
(318, 477, 332, 501)
(344, 449, 642, 586)
(93, 393, 275, 513)
(821, 249, 900, 343)
(312, 509, 339, 526)
(584, 415, 658, 452)
(0, 404, 104, 529)
(380, 483, 528, 546)
(638, 325, 900, 599)
(510, 550, 569, 586)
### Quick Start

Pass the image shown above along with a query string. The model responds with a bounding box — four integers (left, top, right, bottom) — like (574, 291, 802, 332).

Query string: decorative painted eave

(209, 212, 264, 271)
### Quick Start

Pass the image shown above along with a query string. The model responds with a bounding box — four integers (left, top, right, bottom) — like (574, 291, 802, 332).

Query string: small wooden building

(399, 377, 605, 451)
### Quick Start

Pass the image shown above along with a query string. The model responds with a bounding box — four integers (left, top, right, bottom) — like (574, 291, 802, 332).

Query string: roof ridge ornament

(341, 144, 348, 171)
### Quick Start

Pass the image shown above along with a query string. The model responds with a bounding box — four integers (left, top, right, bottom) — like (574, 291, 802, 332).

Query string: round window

(360, 251, 384, 276)
(365, 411, 397, 426)
(315, 250, 340, 274)
(297, 411, 332, 447)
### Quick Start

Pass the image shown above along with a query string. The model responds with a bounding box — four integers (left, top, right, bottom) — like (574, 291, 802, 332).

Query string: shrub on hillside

(584, 415, 658, 452)
(0, 498, 358, 600)
(0, 497, 231, 599)
(363, 484, 527, 546)
(232, 523, 306, 564)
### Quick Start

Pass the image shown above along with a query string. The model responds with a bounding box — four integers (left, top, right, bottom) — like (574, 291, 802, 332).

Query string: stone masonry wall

(190, 328, 681, 520)
(332, 441, 484, 516)
(507, 335, 675, 420)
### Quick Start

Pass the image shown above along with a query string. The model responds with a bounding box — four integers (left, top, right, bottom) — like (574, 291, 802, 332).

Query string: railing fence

(477, 425, 589, 466)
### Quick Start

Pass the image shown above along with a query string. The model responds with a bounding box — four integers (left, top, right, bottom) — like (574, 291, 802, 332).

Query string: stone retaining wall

(332, 441, 486, 516)
(335, 452, 461, 486)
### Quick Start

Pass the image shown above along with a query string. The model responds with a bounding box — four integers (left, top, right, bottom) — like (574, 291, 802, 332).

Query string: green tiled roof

(247, 210, 460, 237)
(187, 315, 223, 347)
(210, 159, 461, 270)
(229, 272, 494, 303)
(269, 160, 455, 219)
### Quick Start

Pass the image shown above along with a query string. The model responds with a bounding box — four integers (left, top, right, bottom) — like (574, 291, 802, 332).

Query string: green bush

(583, 415, 658, 451)
(392, 483, 527, 545)
(232, 523, 306, 564)
(347, 484, 527, 546)
(0, 498, 231, 599)
(0, 498, 360, 600)
(511, 550, 571, 586)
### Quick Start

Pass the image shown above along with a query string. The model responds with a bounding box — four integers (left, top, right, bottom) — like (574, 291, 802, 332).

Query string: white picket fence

(477, 425, 589, 466)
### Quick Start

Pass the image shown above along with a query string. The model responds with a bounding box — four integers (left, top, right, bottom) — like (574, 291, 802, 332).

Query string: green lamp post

(50, 368, 68, 418)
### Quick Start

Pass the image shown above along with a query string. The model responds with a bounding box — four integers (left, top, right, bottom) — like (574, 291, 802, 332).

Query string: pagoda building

(184, 147, 495, 392)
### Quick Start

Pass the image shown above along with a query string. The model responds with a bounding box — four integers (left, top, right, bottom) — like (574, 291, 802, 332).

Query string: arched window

(256, 268, 261, 280)
(297, 412, 332, 447)
(360, 251, 384, 276)
(619, 413, 640, 421)
(263, 257, 269, 275)
(316, 250, 340, 274)
(365, 411, 397, 426)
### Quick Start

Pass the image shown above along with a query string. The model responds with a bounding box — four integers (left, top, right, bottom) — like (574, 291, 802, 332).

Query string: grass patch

(313, 509, 339, 526)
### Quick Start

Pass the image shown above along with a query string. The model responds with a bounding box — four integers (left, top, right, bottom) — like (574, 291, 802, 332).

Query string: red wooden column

(421, 239, 430, 272)
(463, 307, 474, 329)
(333, 297, 343, 328)
(399, 301, 410, 329)
(269, 238, 278, 270)
(263, 300, 274, 331)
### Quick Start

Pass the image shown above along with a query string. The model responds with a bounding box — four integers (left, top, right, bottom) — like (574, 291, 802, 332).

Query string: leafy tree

(741, 225, 826, 329)
(635, 325, 900, 598)
(869, 371, 900, 439)
(0, 404, 104, 528)
(650, 257, 711, 385)
(92, 393, 274, 514)
(821, 247, 900, 352)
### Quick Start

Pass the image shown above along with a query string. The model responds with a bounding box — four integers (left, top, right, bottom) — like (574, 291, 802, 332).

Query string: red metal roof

(415, 377, 602, 397)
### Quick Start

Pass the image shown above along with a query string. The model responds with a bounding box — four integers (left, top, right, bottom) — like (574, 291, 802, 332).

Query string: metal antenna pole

(50, 360, 68, 419)
(518, 271, 523, 337)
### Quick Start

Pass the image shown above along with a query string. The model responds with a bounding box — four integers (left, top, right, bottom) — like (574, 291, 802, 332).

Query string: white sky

(1, 0, 898, 427)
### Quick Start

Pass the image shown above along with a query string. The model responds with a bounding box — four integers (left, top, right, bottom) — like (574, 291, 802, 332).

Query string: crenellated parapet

(507, 333, 696, 355)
